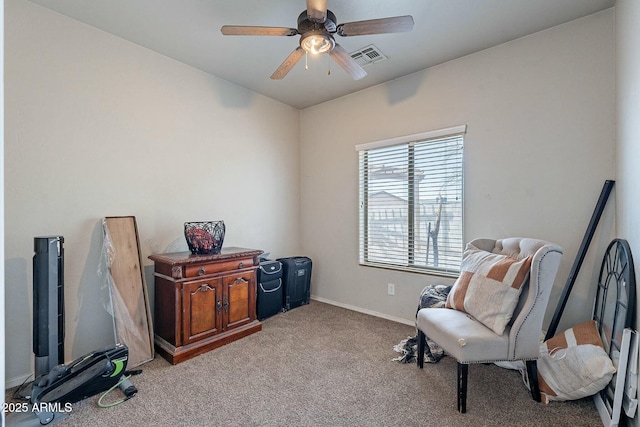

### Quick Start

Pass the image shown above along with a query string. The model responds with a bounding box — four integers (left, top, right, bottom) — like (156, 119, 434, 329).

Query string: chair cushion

(417, 307, 510, 362)
(446, 242, 532, 335)
(537, 320, 615, 404)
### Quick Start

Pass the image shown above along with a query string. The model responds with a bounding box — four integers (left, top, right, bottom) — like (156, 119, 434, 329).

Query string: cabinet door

(182, 279, 223, 344)
(223, 271, 256, 331)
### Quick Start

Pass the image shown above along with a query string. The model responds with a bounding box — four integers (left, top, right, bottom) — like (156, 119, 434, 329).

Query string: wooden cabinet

(149, 247, 263, 364)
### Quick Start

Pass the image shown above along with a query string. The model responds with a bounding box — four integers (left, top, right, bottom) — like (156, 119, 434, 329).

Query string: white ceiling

(26, 0, 615, 109)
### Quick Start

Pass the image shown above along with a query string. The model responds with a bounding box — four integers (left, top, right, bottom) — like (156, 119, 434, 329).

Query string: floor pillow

(537, 320, 615, 403)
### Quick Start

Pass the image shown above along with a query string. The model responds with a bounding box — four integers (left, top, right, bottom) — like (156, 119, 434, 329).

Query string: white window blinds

(357, 126, 465, 275)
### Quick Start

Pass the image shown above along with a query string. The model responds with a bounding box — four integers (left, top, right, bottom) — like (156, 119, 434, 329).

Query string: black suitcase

(277, 256, 312, 311)
(257, 260, 283, 320)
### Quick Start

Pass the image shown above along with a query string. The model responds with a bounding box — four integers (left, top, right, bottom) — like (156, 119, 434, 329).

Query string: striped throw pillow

(446, 244, 532, 335)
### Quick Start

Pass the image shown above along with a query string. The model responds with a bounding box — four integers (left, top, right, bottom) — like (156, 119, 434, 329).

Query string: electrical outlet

(387, 283, 396, 296)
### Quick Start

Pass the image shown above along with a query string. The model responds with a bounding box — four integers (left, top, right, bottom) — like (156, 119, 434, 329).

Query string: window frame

(356, 125, 466, 277)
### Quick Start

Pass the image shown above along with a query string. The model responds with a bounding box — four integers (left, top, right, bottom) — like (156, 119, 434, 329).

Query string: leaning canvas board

(623, 331, 639, 419)
(103, 216, 154, 367)
(594, 328, 633, 427)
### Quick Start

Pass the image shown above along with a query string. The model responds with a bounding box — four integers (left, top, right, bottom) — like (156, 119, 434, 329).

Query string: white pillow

(538, 320, 615, 403)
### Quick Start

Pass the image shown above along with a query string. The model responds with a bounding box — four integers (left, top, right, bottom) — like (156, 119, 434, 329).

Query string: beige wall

(616, 2, 640, 424)
(1, 0, 5, 418)
(300, 11, 616, 329)
(617, 1, 640, 310)
(4, 0, 300, 385)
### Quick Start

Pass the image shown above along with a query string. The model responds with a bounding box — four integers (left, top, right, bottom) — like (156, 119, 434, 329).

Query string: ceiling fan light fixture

(300, 31, 335, 55)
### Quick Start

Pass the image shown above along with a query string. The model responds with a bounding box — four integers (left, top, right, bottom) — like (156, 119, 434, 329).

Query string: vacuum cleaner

(7, 344, 138, 426)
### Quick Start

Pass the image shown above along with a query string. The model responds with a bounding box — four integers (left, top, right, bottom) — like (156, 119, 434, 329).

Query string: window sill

(359, 261, 459, 279)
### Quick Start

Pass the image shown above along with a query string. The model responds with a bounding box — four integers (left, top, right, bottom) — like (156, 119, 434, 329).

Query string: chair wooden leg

(457, 363, 468, 413)
(526, 360, 541, 402)
(417, 330, 425, 369)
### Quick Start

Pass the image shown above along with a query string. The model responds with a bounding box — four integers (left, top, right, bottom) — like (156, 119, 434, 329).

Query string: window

(357, 126, 465, 276)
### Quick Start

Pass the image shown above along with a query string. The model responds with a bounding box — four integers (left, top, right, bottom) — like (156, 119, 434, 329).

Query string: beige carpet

(6, 301, 602, 426)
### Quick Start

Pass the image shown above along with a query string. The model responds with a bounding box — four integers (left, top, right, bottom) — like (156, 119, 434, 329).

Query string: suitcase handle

(259, 279, 282, 293)
(259, 264, 282, 275)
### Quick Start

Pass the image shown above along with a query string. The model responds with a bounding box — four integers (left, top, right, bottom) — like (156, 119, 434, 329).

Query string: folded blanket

(393, 284, 451, 364)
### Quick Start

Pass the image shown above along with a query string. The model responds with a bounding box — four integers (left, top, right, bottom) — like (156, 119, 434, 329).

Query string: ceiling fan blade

(306, 0, 327, 23)
(271, 47, 305, 80)
(329, 44, 367, 80)
(221, 26, 298, 36)
(336, 15, 414, 37)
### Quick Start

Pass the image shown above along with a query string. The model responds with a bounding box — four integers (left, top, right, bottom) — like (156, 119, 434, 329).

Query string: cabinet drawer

(184, 257, 255, 278)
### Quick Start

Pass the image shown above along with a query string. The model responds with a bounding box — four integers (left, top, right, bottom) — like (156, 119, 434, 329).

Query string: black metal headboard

(593, 238, 636, 415)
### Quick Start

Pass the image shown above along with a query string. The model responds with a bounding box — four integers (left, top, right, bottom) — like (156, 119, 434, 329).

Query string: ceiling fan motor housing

(297, 9, 337, 33)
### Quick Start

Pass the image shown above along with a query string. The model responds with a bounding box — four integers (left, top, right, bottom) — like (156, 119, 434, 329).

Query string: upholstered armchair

(416, 237, 563, 413)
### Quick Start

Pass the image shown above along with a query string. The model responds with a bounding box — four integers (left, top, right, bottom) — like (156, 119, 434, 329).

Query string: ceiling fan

(220, 0, 414, 80)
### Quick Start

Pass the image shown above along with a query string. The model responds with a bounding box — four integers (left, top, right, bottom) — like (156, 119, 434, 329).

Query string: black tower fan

(33, 236, 65, 379)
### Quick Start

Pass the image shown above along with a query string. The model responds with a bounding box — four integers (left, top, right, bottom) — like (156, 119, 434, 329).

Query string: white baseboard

(6, 373, 32, 390)
(310, 295, 415, 326)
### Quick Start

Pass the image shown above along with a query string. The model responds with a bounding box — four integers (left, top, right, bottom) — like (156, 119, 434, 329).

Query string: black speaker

(33, 236, 65, 378)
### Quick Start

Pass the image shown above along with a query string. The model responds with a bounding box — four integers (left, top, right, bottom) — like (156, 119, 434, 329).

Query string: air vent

(349, 44, 388, 67)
